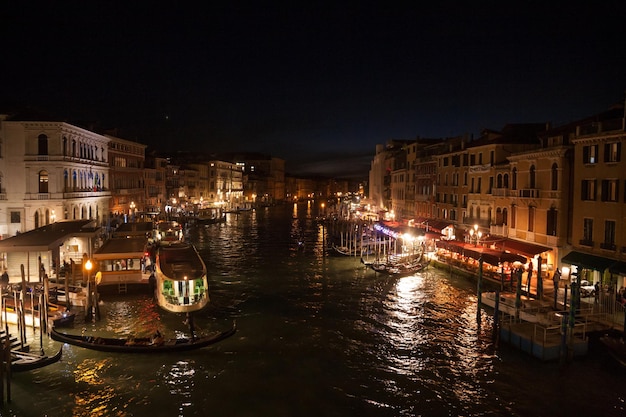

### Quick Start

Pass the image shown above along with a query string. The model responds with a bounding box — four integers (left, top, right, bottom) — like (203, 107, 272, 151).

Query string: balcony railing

(518, 189, 540, 198)
(600, 242, 616, 251)
(491, 188, 510, 197)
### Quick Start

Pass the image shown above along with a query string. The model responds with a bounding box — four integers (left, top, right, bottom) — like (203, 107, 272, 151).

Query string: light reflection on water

(3, 205, 625, 417)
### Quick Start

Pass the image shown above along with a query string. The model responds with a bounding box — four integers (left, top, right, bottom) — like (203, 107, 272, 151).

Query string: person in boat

(151, 330, 164, 345)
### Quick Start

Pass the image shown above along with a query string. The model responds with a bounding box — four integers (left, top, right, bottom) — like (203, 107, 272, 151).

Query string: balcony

(491, 188, 510, 197)
(579, 239, 594, 247)
(518, 189, 540, 198)
(600, 242, 616, 251)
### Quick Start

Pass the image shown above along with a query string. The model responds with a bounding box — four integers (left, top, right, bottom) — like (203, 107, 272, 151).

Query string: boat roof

(0, 220, 100, 252)
(93, 237, 148, 259)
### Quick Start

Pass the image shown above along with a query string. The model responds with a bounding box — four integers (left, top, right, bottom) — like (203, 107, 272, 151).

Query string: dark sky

(3, 2, 626, 178)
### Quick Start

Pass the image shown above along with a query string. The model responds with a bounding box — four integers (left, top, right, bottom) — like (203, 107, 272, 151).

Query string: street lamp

(84, 259, 99, 321)
(469, 224, 482, 246)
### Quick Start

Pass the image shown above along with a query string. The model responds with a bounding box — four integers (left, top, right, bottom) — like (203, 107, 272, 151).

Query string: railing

(518, 189, 540, 198)
(491, 188, 511, 197)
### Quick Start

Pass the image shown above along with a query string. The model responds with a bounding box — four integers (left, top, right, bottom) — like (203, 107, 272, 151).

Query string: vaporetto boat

(154, 242, 209, 313)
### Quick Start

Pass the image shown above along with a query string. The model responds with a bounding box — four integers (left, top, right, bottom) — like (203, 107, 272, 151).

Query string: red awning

(436, 240, 527, 265)
(488, 236, 551, 257)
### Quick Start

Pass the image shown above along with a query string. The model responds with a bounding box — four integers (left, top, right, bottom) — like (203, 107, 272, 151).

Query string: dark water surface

(4, 204, 625, 416)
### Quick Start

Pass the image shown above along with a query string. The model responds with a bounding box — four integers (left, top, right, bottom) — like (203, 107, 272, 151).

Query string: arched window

(504, 173, 509, 188)
(529, 165, 536, 189)
(551, 163, 558, 190)
(45, 209, 50, 225)
(72, 171, 77, 190)
(38, 170, 49, 193)
(497, 174, 503, 188)
(511, 168, 517, 190)
(64, 170, 69, 191)
(502, 207, 508, 226)
(34, 212, 39, 229)
(72, 139, 76, 157)
(38, 134, 48, 155)
(487, 207, 492, 224)
(496, 207, 503, 225)
(63, 136, 67, 156)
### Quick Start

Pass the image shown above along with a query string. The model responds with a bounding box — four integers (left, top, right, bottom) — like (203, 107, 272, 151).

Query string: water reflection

(4, 206, 624, 417)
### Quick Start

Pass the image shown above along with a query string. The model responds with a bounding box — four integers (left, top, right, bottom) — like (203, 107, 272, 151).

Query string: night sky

(3, 2, 626, 178)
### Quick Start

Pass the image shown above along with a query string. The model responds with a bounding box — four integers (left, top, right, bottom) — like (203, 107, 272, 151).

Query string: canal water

(4, 204, 625, 417)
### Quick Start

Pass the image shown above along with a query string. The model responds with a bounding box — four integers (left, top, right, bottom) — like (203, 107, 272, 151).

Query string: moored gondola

(11, 347, 63, 372)
(51, 321, 236, 353)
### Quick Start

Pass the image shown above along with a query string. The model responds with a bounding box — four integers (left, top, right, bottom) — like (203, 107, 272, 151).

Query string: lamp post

(84, 259, 100, 322)
(469, 224, 482, 246)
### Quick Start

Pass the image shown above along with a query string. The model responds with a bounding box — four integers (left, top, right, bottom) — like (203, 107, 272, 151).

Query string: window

(38, 170, 49, 193)
(601, 179, 619, 202)
(10, 211, 20, 223)
(602, 220, 616, 250)
(512, 168, 517, 190)
(38, 134, 48, 155)
(477, 177, 482, 193)
(583, 145, 598, 164)
(582, 218, 593, 244)
(528, 206, 535, 232)
(510, 205, 516, 228)
(581, 179, 596, 201)
(604, 142, 621, 163)
(497, 174, 503, 188)
(551, 163, 558, 190)
(547, 208, 557, 236)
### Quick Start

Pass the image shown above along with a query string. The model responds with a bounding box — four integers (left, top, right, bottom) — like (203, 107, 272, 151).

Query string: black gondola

(11, 347, 63, 372)
(50, 322, 236, 353)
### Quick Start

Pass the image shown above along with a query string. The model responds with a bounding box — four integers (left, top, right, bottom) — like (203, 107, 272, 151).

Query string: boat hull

(51, 323, 236, 353)
(11, 347, 63, 372)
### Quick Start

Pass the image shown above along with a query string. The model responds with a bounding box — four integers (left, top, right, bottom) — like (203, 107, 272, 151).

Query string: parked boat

(11, 347, 63, 372)
(154, 221, 184, 245)
(154, 242, 209, 313)
(600, 335, 626, 368)
(196, 207, 226, 224)
(50, 323, 236, 353)
(370, 254, 429, 276)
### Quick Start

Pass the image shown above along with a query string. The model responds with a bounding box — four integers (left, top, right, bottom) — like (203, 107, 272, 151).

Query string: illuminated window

(39, 170, 49, 193)
(583, 145, 598, 164)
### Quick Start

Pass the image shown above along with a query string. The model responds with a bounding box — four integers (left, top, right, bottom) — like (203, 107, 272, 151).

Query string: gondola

(11, 347, 63, 372)
(50, 322, 236, 353)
